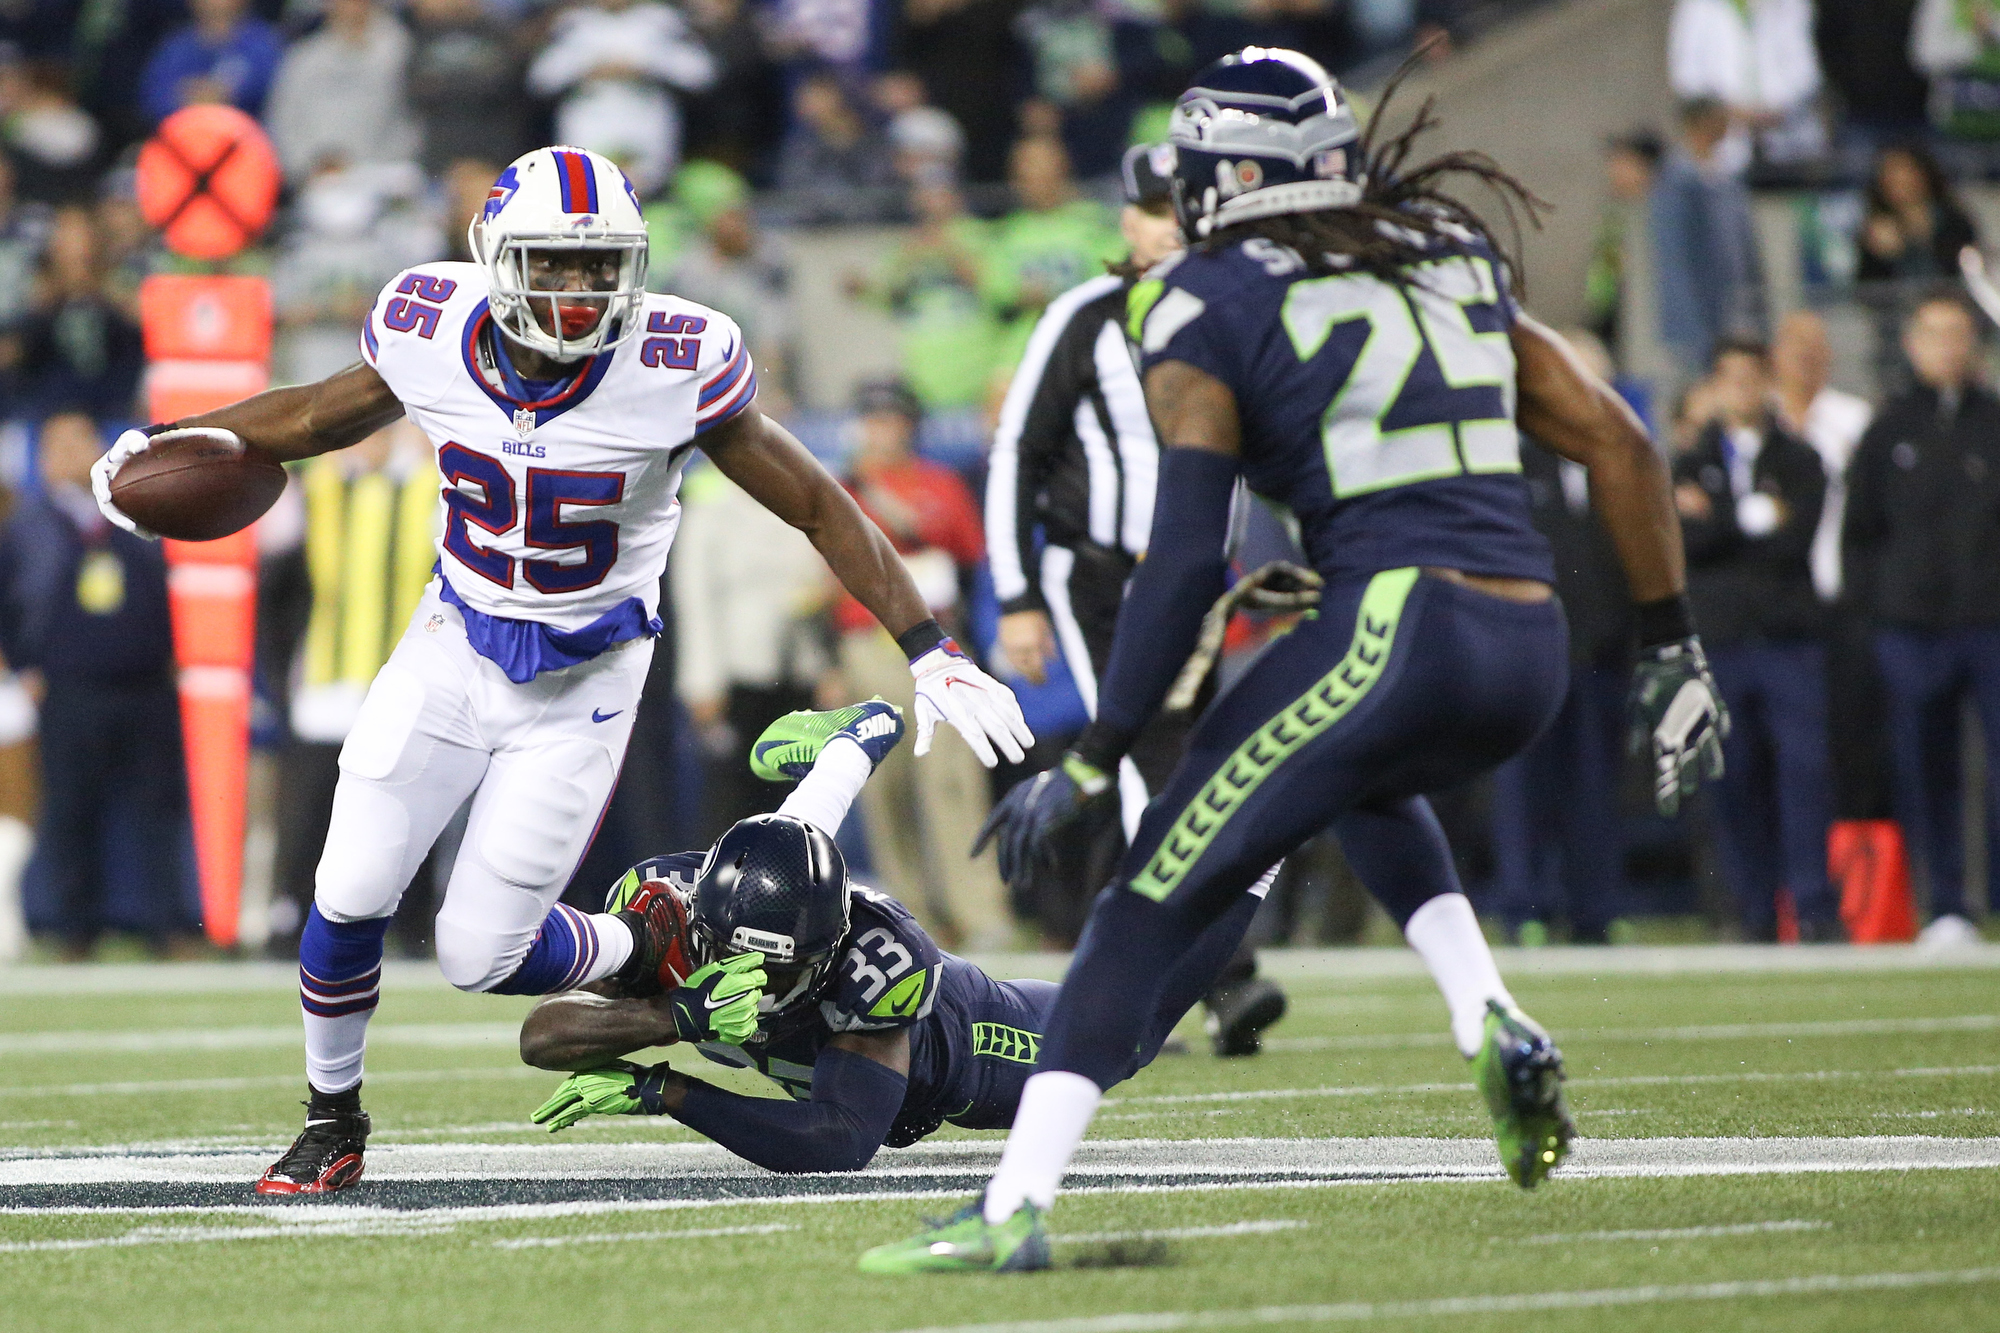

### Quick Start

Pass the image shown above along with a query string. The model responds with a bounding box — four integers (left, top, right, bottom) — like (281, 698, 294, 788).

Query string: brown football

(109, 430, 287, 542)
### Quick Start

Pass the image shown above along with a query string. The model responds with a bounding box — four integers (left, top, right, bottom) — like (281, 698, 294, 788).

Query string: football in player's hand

(111, 429, 286, 541)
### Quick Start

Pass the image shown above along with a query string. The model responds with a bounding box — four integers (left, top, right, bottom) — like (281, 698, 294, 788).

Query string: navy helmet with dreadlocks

(1167, 47, 1363, 241)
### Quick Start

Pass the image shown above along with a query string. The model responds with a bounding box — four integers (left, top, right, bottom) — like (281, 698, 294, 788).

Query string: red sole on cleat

(255, 1154, 363, 1196)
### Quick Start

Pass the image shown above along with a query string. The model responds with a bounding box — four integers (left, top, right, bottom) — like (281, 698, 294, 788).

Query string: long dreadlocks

(1200, 54, 1549, 291)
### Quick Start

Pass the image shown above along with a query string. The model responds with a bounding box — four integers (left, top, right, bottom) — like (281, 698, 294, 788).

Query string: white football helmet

(467, 146, 649, 361)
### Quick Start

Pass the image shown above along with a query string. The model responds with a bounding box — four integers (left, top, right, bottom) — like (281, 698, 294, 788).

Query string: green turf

(1, 955, 1997, 1331)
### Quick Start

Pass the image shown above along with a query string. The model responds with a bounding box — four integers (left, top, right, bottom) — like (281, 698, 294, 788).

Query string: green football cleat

(1472, 998, 1575, 1189)
(857, 1199, 1051, 1274)
(751, 699, 905, 782)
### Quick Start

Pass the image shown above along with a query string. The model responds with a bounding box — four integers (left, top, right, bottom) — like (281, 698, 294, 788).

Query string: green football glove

(1629, 636, 1730, 817)
(667, 951, 767, 1045)
(531, 1061, 674, 1132)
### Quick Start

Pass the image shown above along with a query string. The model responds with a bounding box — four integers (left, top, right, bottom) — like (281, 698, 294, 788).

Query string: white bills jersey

(360, 260, 756, 632)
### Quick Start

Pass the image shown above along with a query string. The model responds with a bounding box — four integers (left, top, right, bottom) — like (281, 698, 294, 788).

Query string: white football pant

(312, 583, 650, 990)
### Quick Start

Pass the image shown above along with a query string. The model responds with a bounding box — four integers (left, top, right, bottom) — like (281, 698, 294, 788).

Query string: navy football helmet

(692, 814, 850, 1016)
(1167, 47, 1363, 239)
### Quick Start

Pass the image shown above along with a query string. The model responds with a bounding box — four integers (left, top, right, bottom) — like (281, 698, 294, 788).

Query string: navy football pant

(946, 889, 1265, 1128)
(1040, 569, 1570, 1091)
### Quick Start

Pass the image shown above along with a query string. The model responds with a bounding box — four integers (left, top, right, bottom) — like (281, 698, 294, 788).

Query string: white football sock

(579, 910, 633, 983)
(983, 1071, 1102, 1222)
(304, 1011, 372, 1094)
(1403, 892, 1514, 1058)
(778, 736, 871, 837)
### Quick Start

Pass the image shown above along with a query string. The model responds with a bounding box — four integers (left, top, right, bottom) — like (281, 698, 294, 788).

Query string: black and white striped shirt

(985, 274, 1160, 616)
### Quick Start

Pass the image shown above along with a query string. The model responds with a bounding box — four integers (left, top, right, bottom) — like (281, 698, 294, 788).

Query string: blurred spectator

(1816, 0, 1927, 156)
(854, 181, 998, 410)
(681, 0, 787, 176)
(268, 420, 440, 957)
(1772, 310, 1871, 603)
(1015, 0, 1127, 176)
(660, 162, 796, 411)
(1583, 128, 1662, 358)
(1675, 339, 1837, 941)
(10, 205, 143, 421)
(1856, 144, 1979, 283)
(439, 156, 501, 263)
(527, 0, 717, 198)
(0, 154, 52, 327)
(91, 168, 155, 321)
(1651, 98, 1767, 381)
(265, 0, 419, 182)
(138, 0, 284, 128)
(891, 0, 1026, 184)
(1669, 0, 1827, 169)
(874, 70, 965, 187)
(272, 161, 442, 384)
(830, 379, 1010, 949)
(0, 412, 187, 959)
(1845, 293, 2000, 947)
(0, 52, 101, 203)
(982, 135, 1120, 331)
(671, 461, 830, 841)
(776, 72, 899, 222)
(405, 0, 527, 176)
(1912, 0, 2000, 141)
(1490, 330, 1632, 946)
(766, 0, 877, 74)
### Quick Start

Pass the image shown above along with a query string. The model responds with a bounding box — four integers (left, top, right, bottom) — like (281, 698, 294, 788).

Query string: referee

(983, 145, 1286, 1055)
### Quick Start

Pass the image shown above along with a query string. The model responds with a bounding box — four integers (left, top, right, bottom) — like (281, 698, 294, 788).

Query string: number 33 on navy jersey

(360, 260, 758, 633)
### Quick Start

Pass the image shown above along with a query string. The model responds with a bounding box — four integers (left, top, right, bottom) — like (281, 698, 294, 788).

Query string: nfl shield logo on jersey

(513, 407, 536, 439)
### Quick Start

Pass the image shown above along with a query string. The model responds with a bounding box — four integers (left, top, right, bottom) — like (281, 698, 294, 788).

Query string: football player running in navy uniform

(518, 700, 1231, 1171)
(860, 50, 1728, 1273)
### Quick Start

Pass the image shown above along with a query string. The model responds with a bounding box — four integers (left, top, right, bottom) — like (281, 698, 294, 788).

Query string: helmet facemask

(472, 224, 648, 362)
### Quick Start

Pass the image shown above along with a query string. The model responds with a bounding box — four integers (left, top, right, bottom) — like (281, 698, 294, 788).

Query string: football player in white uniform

(90, 146, 1034, 1194)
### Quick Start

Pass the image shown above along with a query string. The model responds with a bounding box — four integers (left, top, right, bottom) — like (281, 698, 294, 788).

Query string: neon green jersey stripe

(1131, 566, 1420, 902)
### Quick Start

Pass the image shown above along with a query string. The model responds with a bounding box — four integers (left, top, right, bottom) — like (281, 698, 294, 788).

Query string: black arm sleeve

(669, 1045, 909, 1174)
(1075, 446, 1236, 766)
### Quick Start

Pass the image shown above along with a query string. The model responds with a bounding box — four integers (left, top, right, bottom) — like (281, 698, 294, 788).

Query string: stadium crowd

(0, 0, 1995, 961)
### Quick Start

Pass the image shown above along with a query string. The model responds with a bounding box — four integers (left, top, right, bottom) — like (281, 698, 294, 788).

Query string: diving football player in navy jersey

(861, 49, 1729, 1273)
(516, 701, 1234, 1172)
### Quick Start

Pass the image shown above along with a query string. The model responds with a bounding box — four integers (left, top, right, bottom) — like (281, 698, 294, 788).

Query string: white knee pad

(314, 781, 417, 922)
(432, 913, 532, 992)
(470, 742, 612, 890)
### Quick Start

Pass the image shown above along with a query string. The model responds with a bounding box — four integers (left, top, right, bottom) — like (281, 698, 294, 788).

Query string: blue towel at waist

(437, 576, 660, 684)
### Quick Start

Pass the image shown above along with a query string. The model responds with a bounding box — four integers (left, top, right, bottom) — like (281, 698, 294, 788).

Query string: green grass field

(3, 947, 1998, 1332)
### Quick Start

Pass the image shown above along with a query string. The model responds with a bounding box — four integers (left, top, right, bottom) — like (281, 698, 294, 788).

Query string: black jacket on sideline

(1844, 383, 2000, 631)
(0, 492, 175, 683)
(1675, 416, 1827, 646)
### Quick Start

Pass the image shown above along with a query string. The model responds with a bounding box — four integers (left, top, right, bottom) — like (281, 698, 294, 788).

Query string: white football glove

(90, 427, 160, 540)
(910, 642, 1035, 768)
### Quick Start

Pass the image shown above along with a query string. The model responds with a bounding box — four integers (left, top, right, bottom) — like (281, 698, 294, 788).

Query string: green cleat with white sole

(857, 1199, 1051, 1274)
(751, 699, 905, 782)
(1472, 998, 1574, 1189)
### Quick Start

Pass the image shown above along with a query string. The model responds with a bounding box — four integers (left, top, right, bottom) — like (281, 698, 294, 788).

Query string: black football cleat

(257, 1099, 370, 1196)
(1204, 976, 1288, 1057)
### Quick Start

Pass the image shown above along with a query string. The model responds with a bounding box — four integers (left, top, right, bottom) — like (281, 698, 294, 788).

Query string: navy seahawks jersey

(624, 853, 1037, 1148)
(1128, 235, 1554, 583)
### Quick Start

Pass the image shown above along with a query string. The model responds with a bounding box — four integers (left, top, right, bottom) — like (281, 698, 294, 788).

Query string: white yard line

(1, 1136, 1995, 1197)
(872, 1268, 2000, 1333)
(0, 1066, 550, 1100)
(1263, 1013, 2000, 1054)
(492, 1223, 796, 1249)
(1104, 1062, 2000, 1107)
(1513, 1219, 1829, 1244)
(1048, 1220, 1310, 1244)
(3, 944, 1996, 998)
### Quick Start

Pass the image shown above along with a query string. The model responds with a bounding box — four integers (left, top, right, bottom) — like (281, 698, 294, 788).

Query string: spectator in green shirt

(981, 134, 1121, 341)
(851, 182, 1000, 411)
